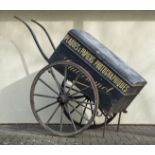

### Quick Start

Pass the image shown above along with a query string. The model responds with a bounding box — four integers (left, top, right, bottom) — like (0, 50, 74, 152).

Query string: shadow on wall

(0, 36, 29, 90)
(0, 73, 37, 123)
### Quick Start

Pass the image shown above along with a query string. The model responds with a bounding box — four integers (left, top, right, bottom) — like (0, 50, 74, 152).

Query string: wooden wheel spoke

(87, 100, 96, 106)
(74, 80, 90, 88)
(70, 86, 91, 97)
(48, 68, 61, 92)
(67, 74, 80, 94)
(60, 106, 64, 132)
(70, 98, 86, 114)
(70, 104, 81, 114)
(65, 86, 79, 92)
(65, 104, 77, 131)
(46, 103, 60, 124)
(80, 103, 88, 124)
(71, 99, 92, 111)
(69, 95, 85, 99)
(70, 98, 95, 106)
(39, 78, 59, 95)
(68, 102, 89, 122)
(34, 93, 57, 99)
(36, 101, 58, 113)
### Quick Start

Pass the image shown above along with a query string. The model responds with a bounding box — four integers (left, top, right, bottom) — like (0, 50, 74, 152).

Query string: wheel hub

(57, 94, 69, 104)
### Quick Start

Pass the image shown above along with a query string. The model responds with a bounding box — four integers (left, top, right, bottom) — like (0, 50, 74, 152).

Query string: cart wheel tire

(30, 60, 99, 137)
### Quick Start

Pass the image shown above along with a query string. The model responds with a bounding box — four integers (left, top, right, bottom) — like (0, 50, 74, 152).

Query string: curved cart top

(68, 29, 147, 87)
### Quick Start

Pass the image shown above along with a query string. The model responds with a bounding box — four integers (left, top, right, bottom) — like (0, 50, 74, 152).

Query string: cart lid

(69, 29, 146, 86)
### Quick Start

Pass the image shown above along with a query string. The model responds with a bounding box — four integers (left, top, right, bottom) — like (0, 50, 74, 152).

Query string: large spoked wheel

(64, 96, 116, 129)
(30, 60, 99, 137)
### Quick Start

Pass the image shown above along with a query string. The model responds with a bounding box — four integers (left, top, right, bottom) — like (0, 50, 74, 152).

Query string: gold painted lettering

(63, 34, 130, 93)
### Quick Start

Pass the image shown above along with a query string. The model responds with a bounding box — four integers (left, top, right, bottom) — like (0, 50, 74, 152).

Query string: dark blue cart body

(49, 29, 147, 114)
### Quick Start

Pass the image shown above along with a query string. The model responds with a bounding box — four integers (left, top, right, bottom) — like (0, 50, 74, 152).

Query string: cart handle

(31, 19, 56, 51)
(14, 16, 55, 63)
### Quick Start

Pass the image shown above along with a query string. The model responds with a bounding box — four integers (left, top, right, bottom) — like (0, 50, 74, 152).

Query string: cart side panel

(49, 30, 146, 114)
(49, 42, 124, 112)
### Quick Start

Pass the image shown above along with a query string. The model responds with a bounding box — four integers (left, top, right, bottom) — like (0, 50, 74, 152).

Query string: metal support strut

(103, 114, 107, 137)
(117, 112, 122, 132)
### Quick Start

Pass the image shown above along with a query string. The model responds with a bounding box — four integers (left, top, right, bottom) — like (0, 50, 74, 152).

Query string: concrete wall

(0, 11, 154, 124)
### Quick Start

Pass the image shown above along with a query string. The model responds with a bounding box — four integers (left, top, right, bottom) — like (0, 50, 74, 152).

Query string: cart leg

(117, 112, 122, 132)
(103, 114, 107, 137)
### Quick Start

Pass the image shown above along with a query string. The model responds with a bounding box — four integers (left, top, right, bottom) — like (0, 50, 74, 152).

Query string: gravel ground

(0, 124, 154, 145)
